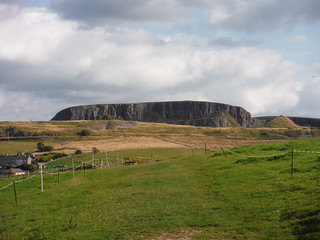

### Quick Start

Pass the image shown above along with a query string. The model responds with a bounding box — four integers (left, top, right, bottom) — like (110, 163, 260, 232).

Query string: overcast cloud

(0, 0, 319, 120)
(49, 0, 320, 31)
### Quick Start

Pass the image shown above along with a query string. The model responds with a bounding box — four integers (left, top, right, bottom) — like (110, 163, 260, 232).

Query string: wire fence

(294, 150, 320, 154)
(220, 145, 320, 159)
(1, 147, 319, 208)
(221, 147, 289, 158)
(0, 182, 13, 191)
(0, 152, 167, 208)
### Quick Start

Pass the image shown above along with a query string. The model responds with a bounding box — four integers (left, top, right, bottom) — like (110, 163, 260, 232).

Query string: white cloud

(209, 6, 231, 25)
(243, 83, 304, 115)
(211, 36, 261, 47)
(312, 59, 320, 72)
(285, 35, 307, 43)
(0, 88, 67, 120)
(0, 2, 20, 20)
(0, 4, 317, 120)
(49, 0, 189, 26)
(208, 0, 320, 32)
(291, 61, 320, 117)
(0, 7, 77, 63)
(49, 0, 320, 32)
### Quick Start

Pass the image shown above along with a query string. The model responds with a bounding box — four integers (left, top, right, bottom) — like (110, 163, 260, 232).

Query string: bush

(92, 147, 100, 154)
(5, 126, 26, 137)
(75, 150, 82, 155)
(18, 164, 37, 171)
(78, 129, 91, 137)
(36, 153, 68, 162)
(44, 145, 54, 151)
(37, 142, 54, 152)
(37, 142, 45, 151)
(102, 114, 115, 120)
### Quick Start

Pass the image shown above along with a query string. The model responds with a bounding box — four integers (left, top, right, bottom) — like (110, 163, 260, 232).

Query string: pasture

(0, 139, 319, 239)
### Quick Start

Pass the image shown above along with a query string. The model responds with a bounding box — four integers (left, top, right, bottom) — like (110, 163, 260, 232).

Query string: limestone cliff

(51, 101, 264, 128)
(288, 117, 320, 128)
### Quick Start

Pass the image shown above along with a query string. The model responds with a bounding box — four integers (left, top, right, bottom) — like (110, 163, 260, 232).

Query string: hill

(288, 116, 320, 128)
(51, 101, 266, 128)
(0, 120, 319, 155)
(266, 115, 301, 129)
(255, 116, 320, 128)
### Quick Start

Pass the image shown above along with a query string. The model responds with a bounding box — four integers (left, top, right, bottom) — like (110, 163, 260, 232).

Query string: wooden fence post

(205, 142, 207, 155)
(13, 181, 17, 206)
(220, 146, 228, 159)
(291, 148, 294, 178)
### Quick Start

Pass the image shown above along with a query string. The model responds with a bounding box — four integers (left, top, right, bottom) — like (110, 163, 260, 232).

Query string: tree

(6, 126, 16, 136)
(75, 150, 82, 155)
(78, 129, 90, 137)
(92, 147, 100, 154)
(37, 142, 45, 152)
(37, 142, 54, 152)
(43, 145, 54, 152)
(19, 164, 37, 171)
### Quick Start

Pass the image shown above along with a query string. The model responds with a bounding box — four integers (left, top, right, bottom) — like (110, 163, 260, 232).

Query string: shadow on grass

(281, 209, 320, 240)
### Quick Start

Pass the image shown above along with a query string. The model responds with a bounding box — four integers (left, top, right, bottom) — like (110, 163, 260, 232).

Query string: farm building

(0, 168, 27, 178)
(0, 154, 32, 168)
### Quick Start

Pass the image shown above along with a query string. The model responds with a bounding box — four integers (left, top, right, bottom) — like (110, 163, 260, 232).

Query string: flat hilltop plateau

(0, 118, 319, 155)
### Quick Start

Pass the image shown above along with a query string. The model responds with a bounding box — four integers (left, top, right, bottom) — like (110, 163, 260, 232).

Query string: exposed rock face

(254, 116, 320, 128)
(288, 117, 320, 128)
(51, 101, 265, 128)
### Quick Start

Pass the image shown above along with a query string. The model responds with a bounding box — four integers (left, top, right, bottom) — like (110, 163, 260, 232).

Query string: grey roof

(0, 155, 29, 161)
(0, 168, 25, 174)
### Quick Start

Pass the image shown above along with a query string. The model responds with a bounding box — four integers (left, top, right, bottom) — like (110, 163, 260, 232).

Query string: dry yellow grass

(0, 121, 79, 133)
(52, 134, 283, 154)
(56, 136, 185, 154)
(1, 119, 316, 155)
(266, 115, 301, 129)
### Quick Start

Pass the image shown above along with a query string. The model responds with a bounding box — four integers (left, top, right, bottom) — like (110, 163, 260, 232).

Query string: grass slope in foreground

(0, 139, 319, 239)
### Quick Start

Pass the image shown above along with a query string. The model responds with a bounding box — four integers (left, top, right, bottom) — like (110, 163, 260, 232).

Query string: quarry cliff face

(51, 101, 264, 128)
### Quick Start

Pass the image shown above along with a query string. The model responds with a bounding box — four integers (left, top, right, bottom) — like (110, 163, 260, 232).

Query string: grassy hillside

(0, 120, 319, 155)
(1, 139, 319, 239)
(266, 116, 300, 129)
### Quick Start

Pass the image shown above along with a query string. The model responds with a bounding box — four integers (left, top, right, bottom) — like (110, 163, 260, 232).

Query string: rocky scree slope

(51, 101, 265, 128)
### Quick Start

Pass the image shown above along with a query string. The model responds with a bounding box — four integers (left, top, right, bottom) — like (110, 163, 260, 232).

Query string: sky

(0, 0, 319, 121)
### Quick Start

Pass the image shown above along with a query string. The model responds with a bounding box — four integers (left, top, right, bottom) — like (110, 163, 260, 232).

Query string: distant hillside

(288, 116, 320, 128)
(266, 116, 300, 129)
(255, 116, 320, 128)
(51, 101, 265, 128)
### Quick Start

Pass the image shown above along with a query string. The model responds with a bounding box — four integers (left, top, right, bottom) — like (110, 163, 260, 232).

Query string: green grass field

(0, 139, 319, 239)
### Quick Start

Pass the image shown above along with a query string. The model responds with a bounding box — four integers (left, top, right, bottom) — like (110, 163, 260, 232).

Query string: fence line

(294, 150, 320, 154)
(221, 145, 320, 158)
(0, 182, 13, 191)
(43, 157, 100, 176)
(1, 147, 319, 208)
(0, 172, 40, 191)
(14, 172, 40, 183)
(221, 146, 289, 158)
(0, 154, 155, 194)
(16, 183, 41, 199)
(0, 195, 15, 208)
(0, 183, 41, 208)
(43, 166, 82, 175)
